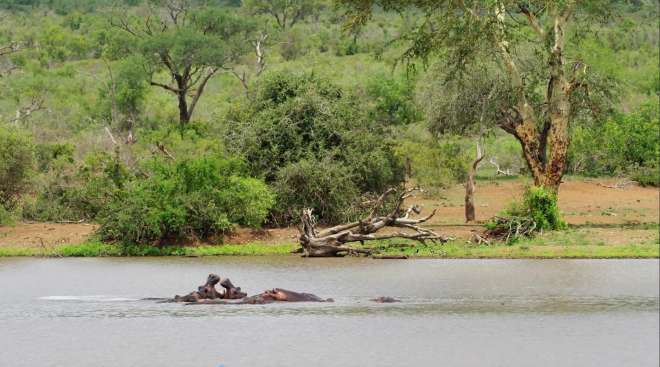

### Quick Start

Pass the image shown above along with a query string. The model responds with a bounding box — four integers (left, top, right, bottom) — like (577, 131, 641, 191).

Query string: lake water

(0, 257, 657, 367)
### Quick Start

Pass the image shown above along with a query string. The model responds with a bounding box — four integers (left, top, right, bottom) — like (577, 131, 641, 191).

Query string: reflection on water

(0, 258, 658, 367)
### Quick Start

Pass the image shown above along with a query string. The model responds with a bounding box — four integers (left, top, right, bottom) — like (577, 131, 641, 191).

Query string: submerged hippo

(370, 296, 401, 303)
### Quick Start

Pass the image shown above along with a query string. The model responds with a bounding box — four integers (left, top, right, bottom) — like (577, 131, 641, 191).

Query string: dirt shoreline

(1, 178, 658, 249)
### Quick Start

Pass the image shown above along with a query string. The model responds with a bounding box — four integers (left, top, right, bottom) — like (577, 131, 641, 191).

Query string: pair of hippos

(162, 274, 400, 305)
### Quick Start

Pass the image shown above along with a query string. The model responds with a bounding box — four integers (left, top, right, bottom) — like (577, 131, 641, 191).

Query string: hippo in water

(165, 274, 332, 305)
(171, 274, 247, 303)
(370, 296, 401, 303)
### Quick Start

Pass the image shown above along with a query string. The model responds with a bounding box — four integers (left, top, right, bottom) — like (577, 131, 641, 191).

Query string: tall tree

(340, 0, 614, 192)
(243, 0, 323, 30)
(110, 0, 255, 125)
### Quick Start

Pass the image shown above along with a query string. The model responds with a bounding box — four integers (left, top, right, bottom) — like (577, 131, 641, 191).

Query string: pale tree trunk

(465, 140, 484, 222)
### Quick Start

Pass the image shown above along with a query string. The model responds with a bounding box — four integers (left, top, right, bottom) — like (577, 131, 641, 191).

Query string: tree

(341, 0, 614, 192)
(99, 56, 149, 142)
(243, 0, 323, 30)
(110, 0, 255, 125)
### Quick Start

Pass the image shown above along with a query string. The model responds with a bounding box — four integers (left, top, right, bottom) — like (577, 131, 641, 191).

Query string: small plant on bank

(485, 186, 566, 244)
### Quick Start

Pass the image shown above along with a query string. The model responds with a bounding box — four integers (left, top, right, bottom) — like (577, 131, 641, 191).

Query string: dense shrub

(224, 72, 405, 223)
(516, 187, 567, 231)
(0, 127, 34, 210)
(631, 161, 659, 187)
(97, 156, 273, 245)
(0, 204, 13, 225)
(365, 73, 420, 125)
(272, 158, 362, 224)
(23, 150, 128, 221)
(568, 103, 659, 182)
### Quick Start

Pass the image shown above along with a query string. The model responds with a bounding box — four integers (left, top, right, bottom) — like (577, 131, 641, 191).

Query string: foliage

(486, 186, 566, 243)
(224, 72, 405, 223)
(272, 157, 362, 224)
(23, 149, 128, 221)
(568, 103, 659, 180)
(631, 161, 659, 187)
(98, 55, 150, 131)
(97, 155, 274, 245)
(365, 72, 420, 125)
(0, 204, 13, 225)
(243, 0, 324, 30)
(0, 126, 34, 210)
(107, 3, 256, 123)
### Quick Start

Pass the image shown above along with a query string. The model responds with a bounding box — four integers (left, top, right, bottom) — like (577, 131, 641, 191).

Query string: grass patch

(357, 229, 659, 259)
(0, 242, 298, 257)
(0, 229, 657, 259)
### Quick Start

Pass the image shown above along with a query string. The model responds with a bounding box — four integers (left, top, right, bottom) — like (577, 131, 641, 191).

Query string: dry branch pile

(484, 216, 537, 243)
(298, 188, 450, 257)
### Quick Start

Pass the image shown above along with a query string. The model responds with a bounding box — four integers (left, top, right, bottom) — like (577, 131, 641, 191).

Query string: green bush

(224, 72, 404, 223)
(631, 161, 659, 187)
(365, 73, 420, 125)
(568, 103, 659, 178)
(23, 150, 128, 222)
(0, 205, 13, 225)
(272, 158, 362, 224)
(0, 127, 34, 210)
(97, 155, 274, 245)
(505, 186, 566, 231)
(485, 186, 566, 244)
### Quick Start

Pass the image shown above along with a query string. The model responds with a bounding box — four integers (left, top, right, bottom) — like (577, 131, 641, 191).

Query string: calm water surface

(0, 257, 657, 367)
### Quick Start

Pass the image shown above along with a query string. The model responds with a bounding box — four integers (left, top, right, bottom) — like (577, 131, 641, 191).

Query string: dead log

(298, 188, 450, 257)
(465, 141, 484, 222)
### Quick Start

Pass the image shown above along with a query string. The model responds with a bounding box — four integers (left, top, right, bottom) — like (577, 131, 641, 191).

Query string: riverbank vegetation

(1, 225, 657, 258)
(0, 0, 657, 255)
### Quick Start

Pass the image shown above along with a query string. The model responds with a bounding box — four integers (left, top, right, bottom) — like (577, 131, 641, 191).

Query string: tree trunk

(465, 141, 484, 222)
(177, 92, 190, 125)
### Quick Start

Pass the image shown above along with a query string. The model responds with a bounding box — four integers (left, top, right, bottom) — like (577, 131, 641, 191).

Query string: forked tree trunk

(465, 141, 484, 222)
(298, 188, 450, 257)
(494, 4, 576, 194)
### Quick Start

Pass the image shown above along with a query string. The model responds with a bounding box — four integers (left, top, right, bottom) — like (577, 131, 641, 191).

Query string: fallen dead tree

(298, 188, 450, 257)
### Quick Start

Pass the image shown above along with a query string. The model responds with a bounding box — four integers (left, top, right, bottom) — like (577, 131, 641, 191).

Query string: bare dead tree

(223, 32, 268, 93)
(465, 140, 484, 222)
(488, 157, 512, 176)
(298, 188, 450, 257)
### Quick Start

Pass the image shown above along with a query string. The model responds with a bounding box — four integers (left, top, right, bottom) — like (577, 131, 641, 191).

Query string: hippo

(370, 296, 401, 303)
(166, 274, 331, 305)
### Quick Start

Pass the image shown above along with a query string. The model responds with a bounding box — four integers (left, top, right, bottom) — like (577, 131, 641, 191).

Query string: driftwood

(298, 188, 450, 257)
